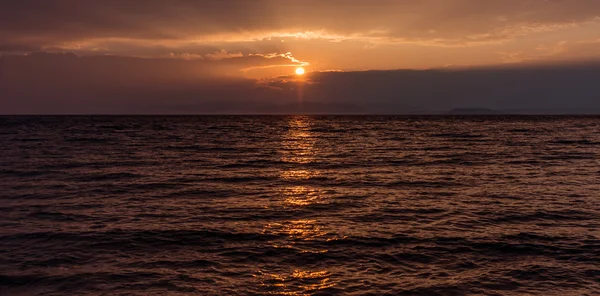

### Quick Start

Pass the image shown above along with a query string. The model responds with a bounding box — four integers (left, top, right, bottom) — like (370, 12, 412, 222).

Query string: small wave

(125, 259, 218, 269)
(540, 153, 596, 160)
(489, 210, 595, 224)
(27, 211, 93, 222)
(551, 139, 600, 145)
(0, 229, 279, 248)
(326, 234, 422, 247)
(71, 172, 143, 182)
(204, 176, 279, 183)
(163, 145, 239, 152)
(387, 180, 464, 188)
(167, 188, 236, 198)
(0, 169, 58, 177)
(127, 182, 182, 190)
(431, 133, 486, 139)
(64, 137, 111, 143)
(509, 128, 533, 133)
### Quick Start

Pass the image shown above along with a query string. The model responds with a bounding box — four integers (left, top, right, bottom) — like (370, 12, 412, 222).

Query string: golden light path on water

(257, 116, 336, 295)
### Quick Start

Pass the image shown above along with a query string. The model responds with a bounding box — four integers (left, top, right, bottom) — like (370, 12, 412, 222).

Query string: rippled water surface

(0, 116, 599, 295)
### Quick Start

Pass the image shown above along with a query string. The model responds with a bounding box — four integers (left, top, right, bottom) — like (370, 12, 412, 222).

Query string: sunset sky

(2, 0, 600, 113)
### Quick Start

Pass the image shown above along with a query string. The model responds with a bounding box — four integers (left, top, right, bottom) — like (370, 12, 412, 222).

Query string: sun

(295, 67, 305, 75)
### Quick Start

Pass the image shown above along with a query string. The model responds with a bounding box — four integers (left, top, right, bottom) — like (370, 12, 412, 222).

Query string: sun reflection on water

(279, 117, 317, 164)
(256, 270, 335, 295)
(282, 186, 322, 206)
(263, 220, 327, 240)
(279, 170, 320, 180)
(278, 116, 328, 207)
(257, 116, 335, 294)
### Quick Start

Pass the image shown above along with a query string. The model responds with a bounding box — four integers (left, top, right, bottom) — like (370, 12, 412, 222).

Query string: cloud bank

(2, 53, 600, 114)
(2, 0, 599, 52)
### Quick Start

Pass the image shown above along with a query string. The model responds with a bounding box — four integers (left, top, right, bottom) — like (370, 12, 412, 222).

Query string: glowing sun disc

(295, 67, 305, 75)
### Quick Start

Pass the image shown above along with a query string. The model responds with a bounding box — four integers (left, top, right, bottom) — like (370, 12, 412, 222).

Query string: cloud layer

(2, 0, 600, 51)
(2, 53, 600, 114)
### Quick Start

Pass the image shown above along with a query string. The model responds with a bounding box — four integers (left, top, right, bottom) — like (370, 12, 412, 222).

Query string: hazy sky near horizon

(2, 0, 600, 113)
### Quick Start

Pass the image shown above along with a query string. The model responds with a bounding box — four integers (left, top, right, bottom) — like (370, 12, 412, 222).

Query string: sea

(0, 116, 598, 295)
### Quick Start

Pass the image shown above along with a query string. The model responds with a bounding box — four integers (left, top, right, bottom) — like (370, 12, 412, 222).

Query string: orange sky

(1, 0, 600, 78)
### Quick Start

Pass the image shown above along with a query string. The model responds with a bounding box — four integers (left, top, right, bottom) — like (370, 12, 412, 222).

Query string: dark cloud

(296, 65, 600, 112)
(2, 53, 600, 114)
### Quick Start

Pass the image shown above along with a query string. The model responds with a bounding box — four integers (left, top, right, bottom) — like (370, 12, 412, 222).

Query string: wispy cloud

(2, 0, 600, 53)
(1, 0, 600, 71)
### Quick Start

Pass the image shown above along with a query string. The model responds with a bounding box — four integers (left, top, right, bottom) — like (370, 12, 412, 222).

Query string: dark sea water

(0, 116, 599, 295)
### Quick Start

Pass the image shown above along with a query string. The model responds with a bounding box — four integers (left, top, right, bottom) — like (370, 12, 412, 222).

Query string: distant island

(446, 108, 506, 115)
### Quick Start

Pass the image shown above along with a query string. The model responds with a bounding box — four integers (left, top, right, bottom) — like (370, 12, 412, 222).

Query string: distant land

(443, 107, 600, 115)
(444, 108, 600, 115)
(446, 108, 506, 115)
